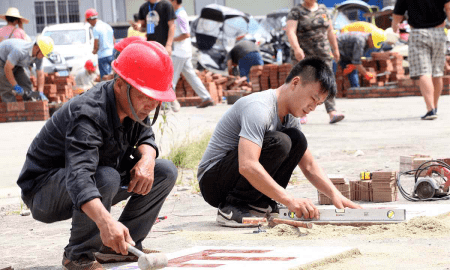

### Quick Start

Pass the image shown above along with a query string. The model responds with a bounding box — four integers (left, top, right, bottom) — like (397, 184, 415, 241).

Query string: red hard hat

(114, 36, 146, 53)
(84, 60, 96, 71)
(85, 8, 98, 20)
(112, 41, 175, 102)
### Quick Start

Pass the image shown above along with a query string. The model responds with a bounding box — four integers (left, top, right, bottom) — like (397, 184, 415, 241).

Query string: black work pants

(200, 128, 308, 208)
(28, 160, 177, 261)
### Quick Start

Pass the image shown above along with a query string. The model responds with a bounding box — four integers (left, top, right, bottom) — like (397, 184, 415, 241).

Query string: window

(35, 0, 80, 33)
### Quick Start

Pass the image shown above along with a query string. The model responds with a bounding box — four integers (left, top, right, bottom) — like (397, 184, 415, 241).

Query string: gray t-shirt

(0, 38, 43, 70)
(197, 89, 301, 181)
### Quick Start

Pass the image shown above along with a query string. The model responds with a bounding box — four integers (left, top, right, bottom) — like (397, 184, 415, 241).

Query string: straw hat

(0, 7, 29, 24)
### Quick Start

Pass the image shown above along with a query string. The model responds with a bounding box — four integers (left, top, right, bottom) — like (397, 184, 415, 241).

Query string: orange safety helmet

(114, 36, 146, 53)
(112, 41, 175, 102)
(84, 59, 96, 71)
(85, 8, 98, 20)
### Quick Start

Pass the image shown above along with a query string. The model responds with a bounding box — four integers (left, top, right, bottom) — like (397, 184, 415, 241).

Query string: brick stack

(344, 51, 450, 99)
(259, 65, 270, 91)
(249, 65, 263, 92)
(0, 100, 49, 123)
(318, 175, 350, 205)
(350, 180, 373, 201)
(41, 74, 75, 104)
(175, 71, 227, 107)
(371, 171, 398, 202)
(278, 63, 292, 86)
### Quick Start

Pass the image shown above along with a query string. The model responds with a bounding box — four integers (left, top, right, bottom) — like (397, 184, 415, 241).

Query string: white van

(41, 22, 96, 75)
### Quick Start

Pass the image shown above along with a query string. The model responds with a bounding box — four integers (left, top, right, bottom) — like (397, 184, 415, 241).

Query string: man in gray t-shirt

(0, 37, 52, 102)
(198, 57, 361, 227)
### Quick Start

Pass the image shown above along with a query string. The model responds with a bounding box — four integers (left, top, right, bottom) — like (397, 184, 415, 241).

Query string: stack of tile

(372, 171, 398, 202)
(318, 175, 350, 205)
(360, 180, 373, 201)
(350, 180, 361, 201)
(350, 180, 373, 201)
(399, 154, 432, 176)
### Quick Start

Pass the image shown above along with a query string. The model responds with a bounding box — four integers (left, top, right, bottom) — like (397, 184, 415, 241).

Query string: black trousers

(200, 128, 308, 208)
(28, 160, 177, 261)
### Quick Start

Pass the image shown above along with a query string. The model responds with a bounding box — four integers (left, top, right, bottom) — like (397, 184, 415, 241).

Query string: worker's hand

(331, 193, 363, 209)
(39, 92, 48, 101)
(98, 219, 134, 255)
(128, 156, 155, 195)
(165, 44, 172, 56)
(287, 198, 319, 220)
(364, 72, 375, 81)
(332, 50, 340, 62)
(13, 84, 24, 95)
(294, 48, 305, 62)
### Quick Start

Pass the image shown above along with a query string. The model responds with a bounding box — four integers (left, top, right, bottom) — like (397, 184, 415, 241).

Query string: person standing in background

(0, 7, 30, 42)
(286, 0, 345, 125)
(134, 0, 177, 55)
(392, 0, 450, 120)
(170, 0, 214, 110)
(86, 8, 115, 80)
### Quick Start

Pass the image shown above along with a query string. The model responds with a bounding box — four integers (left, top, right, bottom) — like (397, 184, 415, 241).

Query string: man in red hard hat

(75, 59, 100, 91)
(17, 41, 178, 269)
(86, 8, 115, 80)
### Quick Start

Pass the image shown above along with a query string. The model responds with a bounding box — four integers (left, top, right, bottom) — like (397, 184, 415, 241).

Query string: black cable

(397, 159, 450, 201)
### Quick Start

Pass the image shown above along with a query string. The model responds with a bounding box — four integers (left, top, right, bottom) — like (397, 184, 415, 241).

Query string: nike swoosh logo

(218, 208, 233, 220)
(248, 204, 272, 213)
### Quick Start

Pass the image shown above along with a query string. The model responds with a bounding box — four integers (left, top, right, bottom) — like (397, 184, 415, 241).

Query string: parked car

(41, 22, 96, 75)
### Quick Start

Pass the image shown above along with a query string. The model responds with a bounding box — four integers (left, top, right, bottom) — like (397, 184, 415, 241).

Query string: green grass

(166, 132, 212, 169)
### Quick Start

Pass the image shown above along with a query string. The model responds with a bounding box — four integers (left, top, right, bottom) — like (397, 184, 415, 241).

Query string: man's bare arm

(391, 14, 404, 33)
(298, 149, 361, 209)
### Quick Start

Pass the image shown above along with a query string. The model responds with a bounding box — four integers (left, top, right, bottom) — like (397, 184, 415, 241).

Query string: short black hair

(175, 0, 182, 4)
(133, 13, 139, 22)
(6, 16, 19, 24)
(285, 57, 336, 100)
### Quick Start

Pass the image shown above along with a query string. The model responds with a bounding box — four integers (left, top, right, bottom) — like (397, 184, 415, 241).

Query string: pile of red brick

(40, 73, 75, 103)
(175, 70, 224, 107)
(337, 51, 450, 99)
(173, 64, 294, 107)
(249, 63, 293, 92)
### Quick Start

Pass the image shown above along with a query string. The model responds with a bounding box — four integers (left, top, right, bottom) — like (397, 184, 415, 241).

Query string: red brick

(7, 102, 25, 112)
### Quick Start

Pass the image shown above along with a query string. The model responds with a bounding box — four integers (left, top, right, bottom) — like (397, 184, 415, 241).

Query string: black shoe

(421, 109, 437, 120)
(248, 200, 280, 217)
(216, 202, 258, 227)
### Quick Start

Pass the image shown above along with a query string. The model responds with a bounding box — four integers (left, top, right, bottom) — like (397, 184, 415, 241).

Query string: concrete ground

(1, 95, 450, 269)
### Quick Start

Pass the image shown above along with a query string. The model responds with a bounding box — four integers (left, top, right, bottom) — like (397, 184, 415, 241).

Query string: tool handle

(272, 218, 313, 229)
(128, 244, 145, 257)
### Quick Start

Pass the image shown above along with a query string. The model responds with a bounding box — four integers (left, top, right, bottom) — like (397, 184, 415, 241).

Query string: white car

(41, 22, 96, 75)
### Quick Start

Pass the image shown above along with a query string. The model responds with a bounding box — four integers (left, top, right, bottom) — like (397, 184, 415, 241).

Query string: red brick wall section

(0, 101, 49, 123)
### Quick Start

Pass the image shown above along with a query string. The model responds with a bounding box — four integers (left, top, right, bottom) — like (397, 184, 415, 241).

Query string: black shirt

(138, 0, 177, 46)
(228, 40, 259, 64)
(17, 81, 159, 210)
(393, 0, 450, 29)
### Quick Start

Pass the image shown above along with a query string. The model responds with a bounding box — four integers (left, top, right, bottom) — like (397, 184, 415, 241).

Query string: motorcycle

(190, 4, 251, 74)
(252, 8, 291, 64)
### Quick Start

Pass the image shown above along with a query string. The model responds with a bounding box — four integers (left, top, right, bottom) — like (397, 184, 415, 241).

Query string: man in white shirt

(169, 0, 214, 110)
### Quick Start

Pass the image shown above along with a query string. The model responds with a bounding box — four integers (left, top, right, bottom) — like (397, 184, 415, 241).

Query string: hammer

(127, 244, 168, 270)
